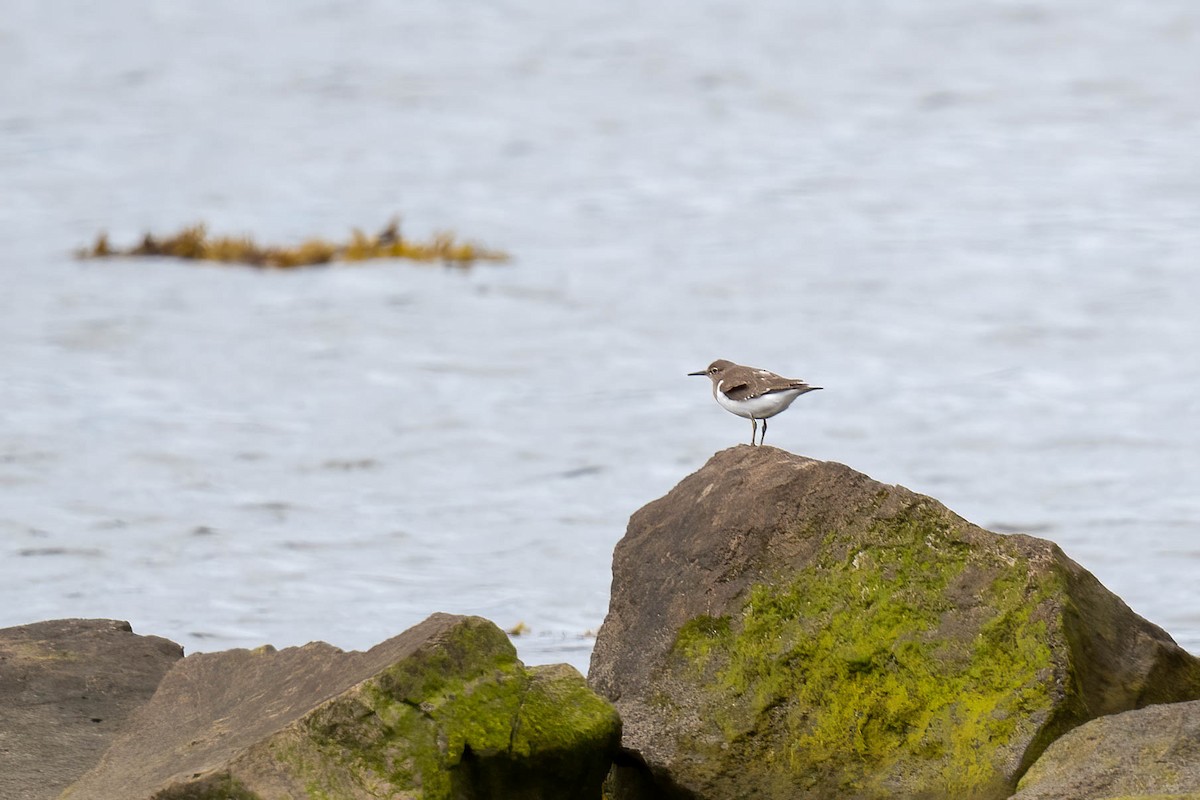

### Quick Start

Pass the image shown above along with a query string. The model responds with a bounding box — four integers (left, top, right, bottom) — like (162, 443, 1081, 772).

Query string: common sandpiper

(689, 359, 822, 446)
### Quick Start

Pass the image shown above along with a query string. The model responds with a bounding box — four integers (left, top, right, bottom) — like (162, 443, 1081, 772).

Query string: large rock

(0, 618, 183, 800)
(62, 613, 620, 799)
(1010, 698, 1200, 799)
(588, 446, 1200, 799)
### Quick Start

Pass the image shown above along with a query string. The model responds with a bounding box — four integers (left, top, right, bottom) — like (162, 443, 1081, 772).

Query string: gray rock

(0, 618, 183, 800)
(62, 612, 620, 800)
(1011, 698, 1200, 800)
(589, 446, 1200, 799)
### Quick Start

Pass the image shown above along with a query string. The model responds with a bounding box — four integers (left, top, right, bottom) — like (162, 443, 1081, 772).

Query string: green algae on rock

(589, 446, 1200, 800)
(667, 503, 1057, 798)
(61, 614, 618, 800)
(77, 218, 508, 268)
(274, 619, 620, 798)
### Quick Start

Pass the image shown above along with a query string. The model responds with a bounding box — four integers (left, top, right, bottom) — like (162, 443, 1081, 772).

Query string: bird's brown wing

(720, 381, 756, 401)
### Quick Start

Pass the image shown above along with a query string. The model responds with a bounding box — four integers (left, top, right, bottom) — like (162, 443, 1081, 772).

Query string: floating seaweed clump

(78, 218, 509, 268)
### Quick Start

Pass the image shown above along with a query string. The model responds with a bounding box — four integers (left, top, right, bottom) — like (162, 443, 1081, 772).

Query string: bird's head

(688, 359, 734, 380)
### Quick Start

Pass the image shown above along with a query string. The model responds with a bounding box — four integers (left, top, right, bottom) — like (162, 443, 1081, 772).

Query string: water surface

(2, 1, 1198, 671)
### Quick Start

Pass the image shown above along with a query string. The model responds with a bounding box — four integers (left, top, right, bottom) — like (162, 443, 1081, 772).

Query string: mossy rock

(589, 447, 1200, 800)
(271, 632, 620, 798)
(63, 614, 619, 799)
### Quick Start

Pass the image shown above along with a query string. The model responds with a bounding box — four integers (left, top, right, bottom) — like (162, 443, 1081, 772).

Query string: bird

(688, 359, 822, 446)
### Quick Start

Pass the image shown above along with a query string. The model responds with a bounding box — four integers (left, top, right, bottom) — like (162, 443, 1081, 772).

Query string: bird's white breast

(714, 385, 806, 419)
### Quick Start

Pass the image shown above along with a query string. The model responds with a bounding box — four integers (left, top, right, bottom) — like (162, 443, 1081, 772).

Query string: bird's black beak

(687, 370, 707, 376)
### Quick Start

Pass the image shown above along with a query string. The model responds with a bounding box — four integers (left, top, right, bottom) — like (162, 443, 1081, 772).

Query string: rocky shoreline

(5, 446, 1199, 799)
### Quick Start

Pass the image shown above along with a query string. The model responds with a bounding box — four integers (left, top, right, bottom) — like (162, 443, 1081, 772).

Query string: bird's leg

(750, 417, 758, 446)
(761, 418, 768, 445)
